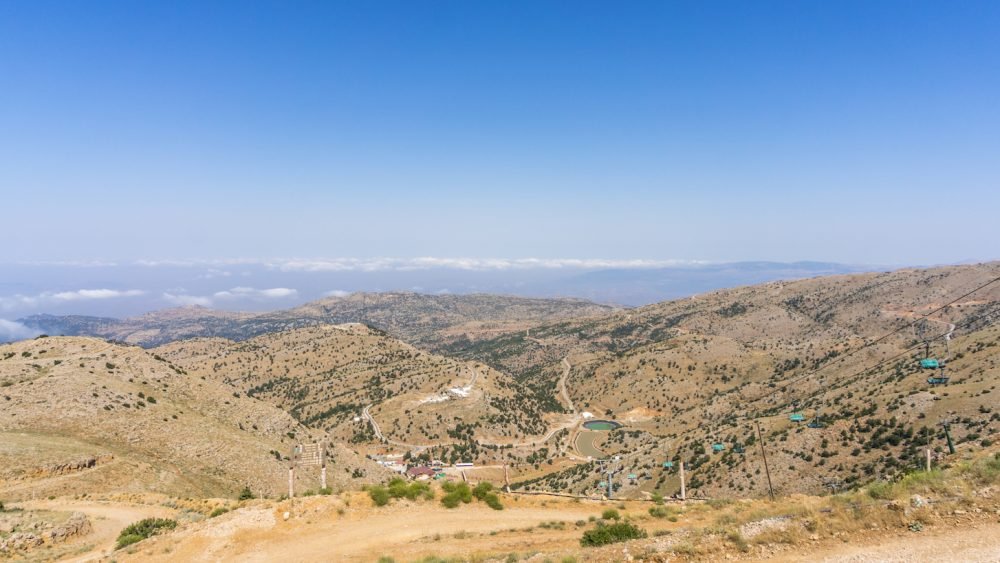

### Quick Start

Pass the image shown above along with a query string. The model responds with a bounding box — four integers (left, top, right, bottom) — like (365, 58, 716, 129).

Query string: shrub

(238, 487, 255, 501)
(601, 508, 620, 520)
(209, 507, 229, 518)
(440, 482, 472, 508)
(472, 482, 494, 500)
(115, 518, 176, 549)
(441, 493, 462, 508)
(318, 487, 333, 496)
(369, 486, 391, 507)
(387, 478, 433, 501)
(580, 522, 647, 547)
(648, 506, 670, 518)
(484, 492, 504, 510)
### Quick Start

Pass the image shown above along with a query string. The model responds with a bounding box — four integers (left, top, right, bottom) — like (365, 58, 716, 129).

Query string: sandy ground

(116, 495, 607, 562)
(16, 498, 175, 563)
(766, 522, 1000, 563)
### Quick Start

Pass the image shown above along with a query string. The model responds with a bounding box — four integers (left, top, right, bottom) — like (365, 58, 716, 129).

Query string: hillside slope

(154, 325, 571, 464)
(0, 336, 387, 501)
(445, 263, 1000, 497)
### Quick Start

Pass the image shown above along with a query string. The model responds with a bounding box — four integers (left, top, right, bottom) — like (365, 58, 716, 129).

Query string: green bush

(441, 493, 462, 508)
(601, 508, 620, 520)
(369, 486, 391, 507)
(115, 518, 177, 549)
(238, 486, 255, 501)
(580, 522, 647, 547)
(209, 507, 229, 518)
(648, 506, 670, 518)
(387, 478, 433, 501)
(116, 533, 144, 549)
(472, 482, 494, 500)
(483, 492, 503, 510)
(440, 482, 472, 508)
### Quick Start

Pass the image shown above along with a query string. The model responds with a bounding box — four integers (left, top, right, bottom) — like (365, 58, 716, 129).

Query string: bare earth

(768, 522, 1000, 562)
(17, 499, 175, 563)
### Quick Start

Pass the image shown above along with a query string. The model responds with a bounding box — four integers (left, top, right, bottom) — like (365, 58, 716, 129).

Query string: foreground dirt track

(116, 495, 607, 562)
(766, 522, 1000, 563)
(100, 490, 1000, 563)
(17, 498, 175, 563)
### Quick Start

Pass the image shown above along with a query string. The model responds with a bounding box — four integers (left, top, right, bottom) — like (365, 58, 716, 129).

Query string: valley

(2, 263, 999, 561)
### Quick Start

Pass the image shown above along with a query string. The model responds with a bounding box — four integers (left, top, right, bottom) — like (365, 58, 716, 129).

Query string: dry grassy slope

(454, 263, 1000, 497)
(0, 337, 388, 501)
(19, 292, 617, 350)
(154, 325, 560, 452)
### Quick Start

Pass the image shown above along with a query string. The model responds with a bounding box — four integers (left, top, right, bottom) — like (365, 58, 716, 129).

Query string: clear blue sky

(2, 0, 998, 264)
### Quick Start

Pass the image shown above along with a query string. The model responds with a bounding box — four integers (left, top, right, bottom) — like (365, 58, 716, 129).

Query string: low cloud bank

(0, 288, 145, 311)
(162, 287, 298, 308)
(125, 257, 708, 272)
(0, 319, 42, 343)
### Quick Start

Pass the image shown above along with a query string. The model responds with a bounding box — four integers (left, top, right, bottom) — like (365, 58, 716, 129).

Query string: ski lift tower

(595, 456, 624, 499)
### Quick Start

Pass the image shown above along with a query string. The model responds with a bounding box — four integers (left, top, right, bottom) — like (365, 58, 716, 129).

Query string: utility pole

(926, 449, 931, 472)
(679, 461, 686, 501)
(755, 420, 775, 501)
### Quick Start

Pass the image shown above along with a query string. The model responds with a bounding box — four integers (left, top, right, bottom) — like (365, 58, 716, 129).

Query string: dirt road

(766, 522, 1000, 562)
(17, 498, 175, 563)
(118, 496, 603, 562)
(558, 357, 576, 413)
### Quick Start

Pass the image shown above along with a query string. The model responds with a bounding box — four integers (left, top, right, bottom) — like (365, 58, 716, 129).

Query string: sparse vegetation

(580, 521, 647, 547)
(115, 518, 177, 549)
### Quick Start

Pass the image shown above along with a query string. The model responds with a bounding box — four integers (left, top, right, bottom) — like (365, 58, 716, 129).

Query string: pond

(582, 419, 622, 431)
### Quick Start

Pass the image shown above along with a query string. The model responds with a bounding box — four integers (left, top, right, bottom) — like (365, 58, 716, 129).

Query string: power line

(739, 275, 1000, 406)
(749, 303, 1000, 421)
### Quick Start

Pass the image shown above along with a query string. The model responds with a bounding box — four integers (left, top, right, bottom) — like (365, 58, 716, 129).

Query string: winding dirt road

(16, 499, 175, 563)
(558, 357, 575, 413)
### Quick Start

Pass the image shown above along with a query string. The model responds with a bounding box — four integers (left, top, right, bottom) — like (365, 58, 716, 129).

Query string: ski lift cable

(746, 303, 1000, 423)
(738, 275, 1000, 408)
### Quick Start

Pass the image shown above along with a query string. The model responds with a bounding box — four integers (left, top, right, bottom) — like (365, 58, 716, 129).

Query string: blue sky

(2, 1, 999, 264)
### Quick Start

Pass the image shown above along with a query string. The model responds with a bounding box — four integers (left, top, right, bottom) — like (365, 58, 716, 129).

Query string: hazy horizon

(1, 257, 985, 331)
(3, 2, 1000, 335)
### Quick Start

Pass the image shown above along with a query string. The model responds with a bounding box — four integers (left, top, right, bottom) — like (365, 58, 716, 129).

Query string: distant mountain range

(17, 292, 615, 349)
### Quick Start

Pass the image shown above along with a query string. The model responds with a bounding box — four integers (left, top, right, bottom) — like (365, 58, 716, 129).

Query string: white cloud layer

(0, 319, 43, 342)
(269, 257, 706, 272)
(161, 287, 298, 308)
(50, 289, 145, 301)
(162, 293, 214, 307)
(0, 289, 145, 311)
(123, 257, 708, 272)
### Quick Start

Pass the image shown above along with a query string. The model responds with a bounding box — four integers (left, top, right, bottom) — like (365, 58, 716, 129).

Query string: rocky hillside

(0, 336, 388, 501)
(447, 263, 1000, 498)
(19, 292, 616, 350)
(154, 325, 569, 464)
